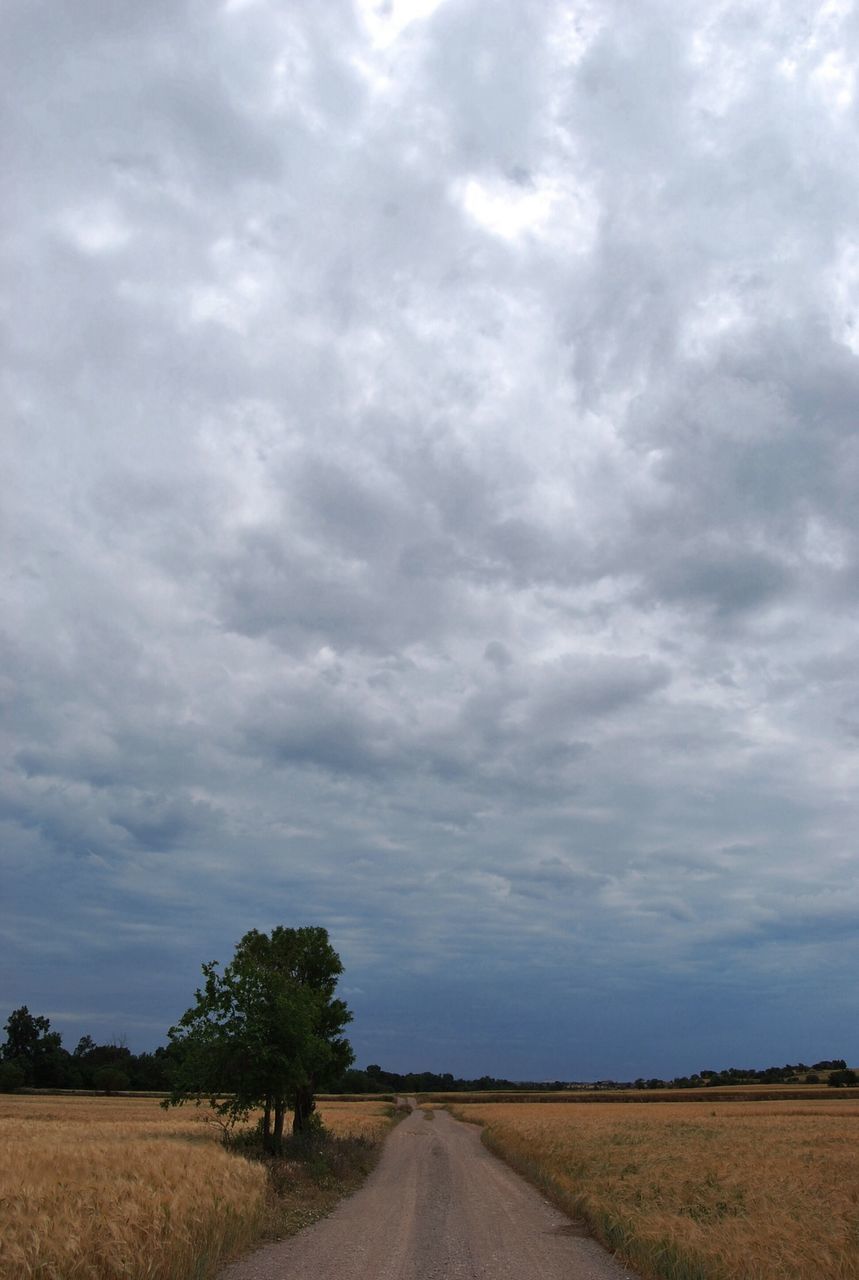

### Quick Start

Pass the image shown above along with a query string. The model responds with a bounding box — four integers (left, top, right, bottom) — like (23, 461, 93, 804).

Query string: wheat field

(452, 1099, 859, 1280)
(0, 1094, 391, 1280)
(316, 1098, 394, 1142)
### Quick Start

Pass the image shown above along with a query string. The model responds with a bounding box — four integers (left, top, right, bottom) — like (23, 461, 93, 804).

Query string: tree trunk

(292, 1085, 315, 1135)
(272, 1098, 286, 1153)
(263, 1095, 272, 1149)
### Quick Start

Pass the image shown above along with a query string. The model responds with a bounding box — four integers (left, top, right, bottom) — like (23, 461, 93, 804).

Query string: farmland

(8, 1090, 859, 1280)
(0, 1094, 394, 1280)
(421, 1082, 859, 1105)
(450, 1098, 859, 1280)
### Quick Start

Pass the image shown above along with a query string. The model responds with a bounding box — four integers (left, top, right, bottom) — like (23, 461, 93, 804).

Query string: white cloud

(356, 0, 449, 49)
(812, 48, 855, 114)
(456, 169, 598, 253)
(56, 203, 132, 254)
(829, 248, 859, 356)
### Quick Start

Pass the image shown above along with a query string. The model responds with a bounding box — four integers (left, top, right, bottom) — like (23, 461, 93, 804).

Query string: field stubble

(0, 1095, 393, 1280)
(451, 1099, 859, 1280)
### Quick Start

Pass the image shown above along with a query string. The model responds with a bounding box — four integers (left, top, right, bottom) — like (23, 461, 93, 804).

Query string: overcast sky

(3, 0, 859, 1080)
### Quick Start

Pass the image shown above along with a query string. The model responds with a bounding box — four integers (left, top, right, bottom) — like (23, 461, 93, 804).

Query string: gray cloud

(3, 0, 859, 1077)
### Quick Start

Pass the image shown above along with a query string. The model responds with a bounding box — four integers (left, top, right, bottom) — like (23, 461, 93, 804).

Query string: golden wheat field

(0, 1094, 392, 1280)
(316, 1098, 394, 1142)
(452, 1099, 859, 1280)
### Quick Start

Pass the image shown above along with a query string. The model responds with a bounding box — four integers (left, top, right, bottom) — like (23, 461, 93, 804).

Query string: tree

(1, 1006, 69, 1087)
(0, 1061, 26, 1092)
(71, 1037, 135, 1090)
(3, 1006, 52, 1059)
(165, 926, 353, 1152)
(93, 1065, 131, 1095)
(129, 1047, 177, 1092)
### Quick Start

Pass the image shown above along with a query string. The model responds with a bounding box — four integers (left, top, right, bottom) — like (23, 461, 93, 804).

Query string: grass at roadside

(451, 1099, 859, 1280)
(0, 1095, 396, 1280)
(258, 1098, 407, 1239)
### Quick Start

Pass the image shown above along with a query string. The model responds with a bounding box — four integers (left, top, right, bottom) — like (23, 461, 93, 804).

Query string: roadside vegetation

(451, 1098, 859, 1280)
(0, 1090, 394, 1279)
(257, 1098, 407, 1240)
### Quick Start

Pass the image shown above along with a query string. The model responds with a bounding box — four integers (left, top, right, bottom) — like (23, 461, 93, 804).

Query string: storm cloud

(3, 0, 859, 1078)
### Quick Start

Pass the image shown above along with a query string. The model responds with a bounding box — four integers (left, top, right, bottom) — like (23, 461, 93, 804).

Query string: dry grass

(0, 1095, 393, 1280)
(451, 1099, 859, 1280)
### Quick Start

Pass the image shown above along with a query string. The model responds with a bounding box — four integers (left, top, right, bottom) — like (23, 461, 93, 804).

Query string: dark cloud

(650, 545, 793, 618)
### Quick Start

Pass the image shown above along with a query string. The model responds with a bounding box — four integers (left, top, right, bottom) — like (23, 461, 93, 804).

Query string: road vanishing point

(219, 1101, 637, 1280)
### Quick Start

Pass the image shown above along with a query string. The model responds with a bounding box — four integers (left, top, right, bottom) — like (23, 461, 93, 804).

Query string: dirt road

(218, 1103, 636, 1280)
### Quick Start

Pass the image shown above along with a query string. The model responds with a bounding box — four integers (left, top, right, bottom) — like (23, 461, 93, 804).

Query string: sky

(3, 0, 859, 1082)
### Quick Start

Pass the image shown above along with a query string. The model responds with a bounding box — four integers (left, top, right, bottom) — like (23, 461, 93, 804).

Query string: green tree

(165, 926, 353, 1152)
(0, 1060, 26, 1092)
(66, 1034, 130, 1089)
(93, 1064, 131, 1095)
(1, 1006, 68, 1087)
(73, 1035, 96, 1058)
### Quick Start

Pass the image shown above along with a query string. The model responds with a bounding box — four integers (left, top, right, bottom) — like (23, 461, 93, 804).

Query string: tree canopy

(165, 925, 353, 1150)
(1, 1006, 65, 1089)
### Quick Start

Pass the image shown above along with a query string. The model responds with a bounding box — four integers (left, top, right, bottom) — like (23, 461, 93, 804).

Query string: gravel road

(218, 1102, 637, 1280)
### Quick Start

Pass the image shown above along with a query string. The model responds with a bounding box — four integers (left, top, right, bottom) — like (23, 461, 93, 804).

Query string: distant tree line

(2, 1006, 856, 1096)
(329, 1060, 859, 1094)
(0, 1015, 567, 1097)
(632, 1060, 856, 1090)
(328, 1065, 581, 1094)
(0, 1006, 183, 1093)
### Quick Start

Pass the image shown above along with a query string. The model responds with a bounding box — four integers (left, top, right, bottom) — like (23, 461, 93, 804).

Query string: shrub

(827, 1069, 858, 1087)
(93, 1066, 131, 1095)
(0, 1061, 26, 1093)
